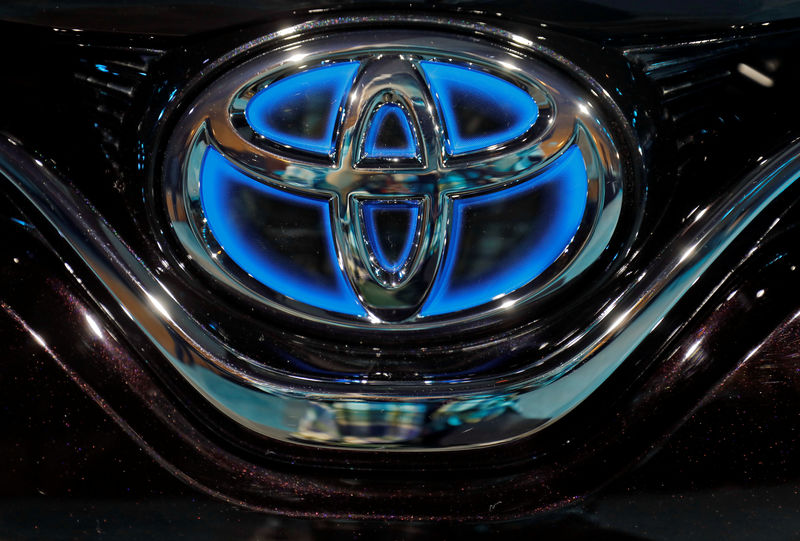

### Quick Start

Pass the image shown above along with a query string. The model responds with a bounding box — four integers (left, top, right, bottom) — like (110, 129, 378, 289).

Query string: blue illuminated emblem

(169, 40, 622, 327)
(156, 26, 631, 457)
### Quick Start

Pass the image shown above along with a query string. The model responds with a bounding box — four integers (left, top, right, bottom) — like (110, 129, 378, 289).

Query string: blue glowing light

(362, 199, 421, 272)
(9, 217, 32, 229)
(245, 62, 359, 156)
(362, 104, 419, 159)
(421, 145, 588, 316)
(419, 61, 539, 155)
(199, 147, 365, 316)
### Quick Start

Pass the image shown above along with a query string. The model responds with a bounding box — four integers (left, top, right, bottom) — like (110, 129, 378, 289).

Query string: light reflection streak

(85, 313, 104, 339)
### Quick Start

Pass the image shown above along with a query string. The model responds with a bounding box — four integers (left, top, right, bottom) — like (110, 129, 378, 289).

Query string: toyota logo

(163, 30, 625, 328)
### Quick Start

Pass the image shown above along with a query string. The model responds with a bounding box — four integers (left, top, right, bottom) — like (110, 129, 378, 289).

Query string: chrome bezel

(162, 29, 625, 330)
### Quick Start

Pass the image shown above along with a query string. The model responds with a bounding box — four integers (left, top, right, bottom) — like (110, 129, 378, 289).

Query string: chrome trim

(2, 130, 799, 449)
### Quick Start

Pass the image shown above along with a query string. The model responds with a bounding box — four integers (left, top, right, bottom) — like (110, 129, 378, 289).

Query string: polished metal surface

(6, 17, 800, 452)
(3, 128, 800, 451)
(161, 28, 626, 328)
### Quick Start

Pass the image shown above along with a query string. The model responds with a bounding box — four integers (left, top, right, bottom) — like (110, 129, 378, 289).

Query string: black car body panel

(1, 1, 800, 538)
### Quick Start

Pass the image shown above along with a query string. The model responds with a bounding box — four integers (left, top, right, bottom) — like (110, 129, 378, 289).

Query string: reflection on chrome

(3, 132, 799, 449)
(84, 313, 104, 339)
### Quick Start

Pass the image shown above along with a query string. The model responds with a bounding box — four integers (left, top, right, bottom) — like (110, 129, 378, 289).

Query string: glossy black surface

(1, 1, 800, 536)
(3, 197, 799, 532)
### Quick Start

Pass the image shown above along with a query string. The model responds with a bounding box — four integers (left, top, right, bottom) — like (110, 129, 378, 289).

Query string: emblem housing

(162, 30, 625, 329)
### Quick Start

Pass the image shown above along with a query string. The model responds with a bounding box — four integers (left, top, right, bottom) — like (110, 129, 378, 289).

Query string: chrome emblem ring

(162, 29, 625, 328)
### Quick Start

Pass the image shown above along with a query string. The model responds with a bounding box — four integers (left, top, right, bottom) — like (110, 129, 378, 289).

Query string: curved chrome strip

(2, 134, 799, 450)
